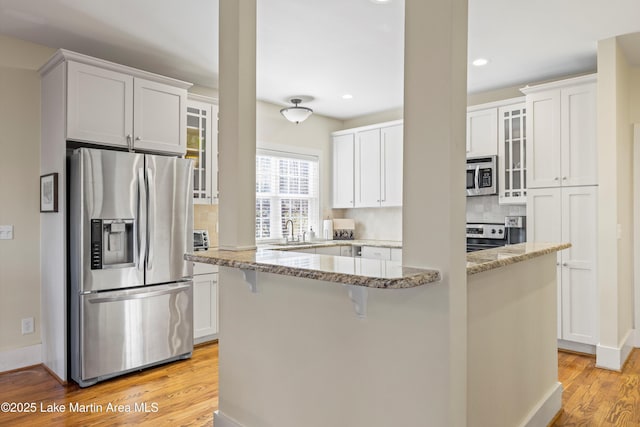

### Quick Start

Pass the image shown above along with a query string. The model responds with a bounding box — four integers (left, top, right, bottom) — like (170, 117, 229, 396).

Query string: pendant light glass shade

(280, 98, 313, 124)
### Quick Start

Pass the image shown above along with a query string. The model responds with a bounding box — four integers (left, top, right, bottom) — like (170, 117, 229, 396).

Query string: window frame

(255, 144, 322, 243)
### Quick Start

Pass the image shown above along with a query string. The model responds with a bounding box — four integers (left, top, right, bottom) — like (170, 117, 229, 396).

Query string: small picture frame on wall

(40, 173, 59, 213)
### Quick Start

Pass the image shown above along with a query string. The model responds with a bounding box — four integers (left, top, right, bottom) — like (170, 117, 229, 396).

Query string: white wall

(0, 35, 54, 361)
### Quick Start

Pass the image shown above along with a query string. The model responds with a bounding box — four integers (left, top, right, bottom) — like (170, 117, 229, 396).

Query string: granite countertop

(466, 242, 571, 275)
(186, 247, 439, 289)
(186, 241, 569, 289)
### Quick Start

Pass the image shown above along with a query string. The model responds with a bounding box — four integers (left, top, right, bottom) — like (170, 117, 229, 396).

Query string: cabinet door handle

(126, 134, 133, 152)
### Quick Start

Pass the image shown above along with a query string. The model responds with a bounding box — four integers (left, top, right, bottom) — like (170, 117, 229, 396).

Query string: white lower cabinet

(360, 246, 392, 261)
(192, 263, 218, 343)
(315, 246, 341, 256)
(527, 186, 598, 346)
(390, 248, 402, 263)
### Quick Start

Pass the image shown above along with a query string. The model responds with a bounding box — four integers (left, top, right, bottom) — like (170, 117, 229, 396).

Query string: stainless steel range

(466, 217, 527, 253)
(466, 223, 507, 253)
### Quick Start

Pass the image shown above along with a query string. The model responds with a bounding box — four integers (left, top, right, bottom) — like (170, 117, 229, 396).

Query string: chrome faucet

(285, 219, 294, 242)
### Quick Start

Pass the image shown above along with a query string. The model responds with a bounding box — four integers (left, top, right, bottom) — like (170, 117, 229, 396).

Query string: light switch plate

(0, 225, 13, 240)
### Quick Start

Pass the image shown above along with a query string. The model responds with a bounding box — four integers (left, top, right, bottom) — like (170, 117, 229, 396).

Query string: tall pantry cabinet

(523, 74, 598, 351)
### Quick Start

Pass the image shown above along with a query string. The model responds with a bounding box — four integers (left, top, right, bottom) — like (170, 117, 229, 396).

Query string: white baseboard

(557, 339, 596, 355)
(0, 344, 42, 373)
(634, 329, 640, 348)
(520, 382, 563, 427)
(596, 329, 635, 371)
(214, 410, 244, 427)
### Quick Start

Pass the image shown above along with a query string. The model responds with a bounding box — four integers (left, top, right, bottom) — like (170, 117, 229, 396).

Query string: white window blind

(256, 149, 319, 241)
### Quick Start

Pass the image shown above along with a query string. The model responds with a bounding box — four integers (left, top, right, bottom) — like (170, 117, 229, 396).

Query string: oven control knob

(498, 229, 503, 234)
(491, 229, 496, 234)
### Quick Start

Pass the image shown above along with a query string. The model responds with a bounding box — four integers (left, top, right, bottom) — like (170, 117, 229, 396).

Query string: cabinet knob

(556, 262, 560, 266)
(554, 177, 559, 181)
(135, 136, 142, 141)
(562, 262, 568, 267)
(562, 176, 567, 180)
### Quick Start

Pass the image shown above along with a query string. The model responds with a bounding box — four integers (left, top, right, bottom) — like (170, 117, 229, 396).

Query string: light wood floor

(1, 343, 639, 426)
(0, 342, 218, 426)
(554, 348, 640, 426)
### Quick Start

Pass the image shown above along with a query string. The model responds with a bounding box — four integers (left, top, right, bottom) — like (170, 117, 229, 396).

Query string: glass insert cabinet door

(498, 102, 526, 205)
(186, 97, 218, 204)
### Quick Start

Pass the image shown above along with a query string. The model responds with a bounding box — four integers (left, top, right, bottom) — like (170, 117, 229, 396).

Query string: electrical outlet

(0, 225, 13, 240)
(21, 317, 34, 335)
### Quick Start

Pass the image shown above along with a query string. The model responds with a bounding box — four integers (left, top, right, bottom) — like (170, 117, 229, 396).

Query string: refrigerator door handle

(137, 168, 147, 271)
(87, 283, 191, 303)
(147, 167, 155, 270)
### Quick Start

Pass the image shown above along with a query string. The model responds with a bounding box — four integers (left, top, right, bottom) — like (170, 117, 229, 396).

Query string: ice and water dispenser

(90, 219, 135, 269)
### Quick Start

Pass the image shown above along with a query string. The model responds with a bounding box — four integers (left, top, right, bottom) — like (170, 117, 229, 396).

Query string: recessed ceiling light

(472, 58, 489, 67)
(342, 94, 353, 100)
(370, 0, 392, 4)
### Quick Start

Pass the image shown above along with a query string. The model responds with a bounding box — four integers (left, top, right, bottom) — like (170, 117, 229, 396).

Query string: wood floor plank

(2, 343, 639, 426)
(0, 342, 218, 427)
(553, 348, 640, 426)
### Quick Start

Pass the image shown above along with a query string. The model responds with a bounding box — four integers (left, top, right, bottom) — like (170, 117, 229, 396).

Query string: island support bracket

(345, 285, 368, 319)
(241, 269, 258, 293)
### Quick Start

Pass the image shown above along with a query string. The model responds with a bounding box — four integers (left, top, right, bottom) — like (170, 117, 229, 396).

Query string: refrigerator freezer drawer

(79, 282, 193, 384)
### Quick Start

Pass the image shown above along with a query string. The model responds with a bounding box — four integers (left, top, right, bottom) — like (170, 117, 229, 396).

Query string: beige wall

(615, 43, 634, 346)
(0, 36, 54, 352)
(597, 37, 635, 357)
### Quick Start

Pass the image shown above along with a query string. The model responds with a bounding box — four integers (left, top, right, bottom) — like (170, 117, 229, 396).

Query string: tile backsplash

(194, 204, 219, 247)
(466, 196, 526, 223)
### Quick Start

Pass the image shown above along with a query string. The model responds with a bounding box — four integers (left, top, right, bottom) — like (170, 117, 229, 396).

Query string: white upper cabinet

(381, 124, 403, 207)
(58, 50, 191, 155)
(187, 96, 218, 204)
(355, 128, 382, 207)
(67, 62, 133, 149)
(523, 75, 597, 189)
(332, 133, 355, 208)
(354, 123, 403, 208)
(466, 107, 498, 157)
(133, 79, 187, 154)
(497, 101, 527, 204)
(332, 121, 403, 209)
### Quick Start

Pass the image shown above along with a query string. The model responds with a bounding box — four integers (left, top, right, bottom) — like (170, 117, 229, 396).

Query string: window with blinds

(256, 149, 319, 241)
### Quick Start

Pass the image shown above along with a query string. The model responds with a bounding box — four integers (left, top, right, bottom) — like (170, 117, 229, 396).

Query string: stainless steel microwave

(466, 155, 497, 196)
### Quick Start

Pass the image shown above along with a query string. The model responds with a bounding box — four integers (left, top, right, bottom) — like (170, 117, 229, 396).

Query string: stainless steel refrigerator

(69, 147, 194, 387)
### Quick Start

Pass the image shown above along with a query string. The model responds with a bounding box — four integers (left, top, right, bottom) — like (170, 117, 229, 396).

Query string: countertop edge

(466, 243, 571, 275)
(185, 251, 440, 289)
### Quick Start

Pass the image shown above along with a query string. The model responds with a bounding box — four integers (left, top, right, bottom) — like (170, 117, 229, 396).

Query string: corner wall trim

(0, 344, 42, 373)
(596, 329, 635, 371)
(520, 382, 563, 427)
(214, 410, 244, 427)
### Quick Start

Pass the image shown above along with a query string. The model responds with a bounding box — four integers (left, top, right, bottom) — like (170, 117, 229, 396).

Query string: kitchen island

(186, 241, 569, 427)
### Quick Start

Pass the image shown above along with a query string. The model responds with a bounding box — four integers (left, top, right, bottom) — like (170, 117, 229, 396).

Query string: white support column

(218, 0, 257, 251)
(403, 0, 468, 425)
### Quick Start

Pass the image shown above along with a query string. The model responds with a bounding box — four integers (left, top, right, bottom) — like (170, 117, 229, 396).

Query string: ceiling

(1, 0, 639, 120)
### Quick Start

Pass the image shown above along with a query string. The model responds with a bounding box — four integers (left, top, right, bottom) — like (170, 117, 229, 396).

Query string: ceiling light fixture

(472, 58, 489, 67)
(280, 98, 313, 124)
(370, 0, 392, 4)
(342, 94, 353, 100)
